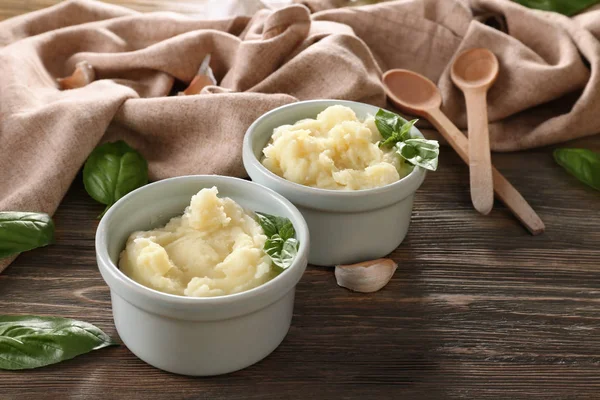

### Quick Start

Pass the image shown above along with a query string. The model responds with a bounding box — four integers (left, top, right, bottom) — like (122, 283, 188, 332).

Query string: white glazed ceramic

(243, 100, 426, 266)
(95, 175, 309, 376)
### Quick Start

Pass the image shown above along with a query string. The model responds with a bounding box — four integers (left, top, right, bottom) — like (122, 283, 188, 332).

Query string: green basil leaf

(0, 212, 54, 259)
(375, 109, 404, 140)
(278, 221, 295, 241)
(0, 315, 117, 370)
(278, 237, 299, 269)
(265, 235, 298, 270)
(553, 148, 600, 191)
(255, 212, 278, 237)
(380, 133, 401, 148)
(83, 141, 148, 218)
(399, 119, 418, 141)
(396, 138, 440, 171)
(380, 119, 418, 148)
(512, 0, 600, 16)
(256, 212, 295, 239)
(264, 234, 284, 260)
(256, 212, 299, 270)
(374, 109, 438, 171)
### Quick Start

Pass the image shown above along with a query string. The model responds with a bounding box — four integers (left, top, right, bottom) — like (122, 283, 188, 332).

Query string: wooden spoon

(451, 48, 499, 215)
(382, 69, 544, 235)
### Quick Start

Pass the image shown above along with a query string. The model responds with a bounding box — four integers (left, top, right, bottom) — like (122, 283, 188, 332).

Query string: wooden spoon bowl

(382, 69, 441, 115)
(451, 48, 499, 90)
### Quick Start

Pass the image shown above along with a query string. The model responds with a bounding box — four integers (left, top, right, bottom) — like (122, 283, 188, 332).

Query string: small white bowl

(243, 100, 426, 266)
(95, 175, 309, 376)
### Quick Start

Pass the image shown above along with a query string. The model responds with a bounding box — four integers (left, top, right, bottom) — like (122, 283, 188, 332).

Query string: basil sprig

(513, 0, 600, 16)
(554, 148, 600, 191)
(83, 141, 148, 218)
(0, 315, 117, 370)
(375, 109, 439, 171)
(256, 212, 299, 270)
(0, 212, 54, 259)
(378, 116, 417, 148)
(397, 138, 440, 172)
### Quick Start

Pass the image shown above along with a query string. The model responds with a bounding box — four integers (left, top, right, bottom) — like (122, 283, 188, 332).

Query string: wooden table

(1, 1, 600, 399)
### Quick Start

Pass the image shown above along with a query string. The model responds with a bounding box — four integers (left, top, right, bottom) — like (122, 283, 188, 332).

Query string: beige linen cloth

(1, 0, 599, 271)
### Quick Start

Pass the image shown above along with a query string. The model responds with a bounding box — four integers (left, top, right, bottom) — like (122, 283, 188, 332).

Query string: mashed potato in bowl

(261, 105, 412, 190)
(119, 187, 276, 297)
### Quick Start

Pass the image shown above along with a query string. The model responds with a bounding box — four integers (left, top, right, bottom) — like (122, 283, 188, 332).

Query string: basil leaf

(396, 138, 440, 171)
(265, 235, 298, 270)
(278, 221, 295, 241)
(279, 237, 299, 268)
(83, 141, 148, 218)
(374, 109, 439, 171)
(553, 148, 600, 191)
(399, 119, 417, 141)
(512, 0, 600, 16)
(255, 213, 278, 237)
(0, 315, 117, 370)
(380, 119, 418, 148)
(264, 234, 284, 261)
(256, 212, 295, 238)
(375, 109, 405, 140)
(255, 212, 298, 270)
(0, 212, 54, 259)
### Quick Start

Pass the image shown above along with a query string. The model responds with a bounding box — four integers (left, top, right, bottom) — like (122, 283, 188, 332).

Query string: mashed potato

(119, 187, 274, 297)
(261, 105, 410, 190)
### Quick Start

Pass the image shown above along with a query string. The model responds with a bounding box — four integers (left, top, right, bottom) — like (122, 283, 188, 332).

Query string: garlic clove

(179, 54, 217, 96)
(57, 61, 95, 90)
(179, 74, 215, 96)
(335, 258, 398, 293)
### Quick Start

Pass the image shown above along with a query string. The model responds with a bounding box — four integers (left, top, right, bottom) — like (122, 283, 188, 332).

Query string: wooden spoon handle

(464, 90, 494, 215)
(426, 107, 545, 235)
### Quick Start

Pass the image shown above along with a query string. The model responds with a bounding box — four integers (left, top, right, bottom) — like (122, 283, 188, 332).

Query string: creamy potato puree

(262, 105, 410, 190)
(119, 187, 273, 297)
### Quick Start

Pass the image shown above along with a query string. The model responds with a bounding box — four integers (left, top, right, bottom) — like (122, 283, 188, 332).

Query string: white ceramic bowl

(95, 175, 309, 376)
(243, 100, 426, 266)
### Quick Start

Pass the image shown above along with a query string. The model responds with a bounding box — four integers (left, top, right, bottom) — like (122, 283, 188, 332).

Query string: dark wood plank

(1, 133, 599, 399)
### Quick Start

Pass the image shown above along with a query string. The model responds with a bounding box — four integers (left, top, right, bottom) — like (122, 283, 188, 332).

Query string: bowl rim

(95, 175, 309, 307)
(242, 99, 427, 200)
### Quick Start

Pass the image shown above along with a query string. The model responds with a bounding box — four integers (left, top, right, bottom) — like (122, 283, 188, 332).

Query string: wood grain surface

(1, 1, 600, 399)
(2, 133, 599, 399)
